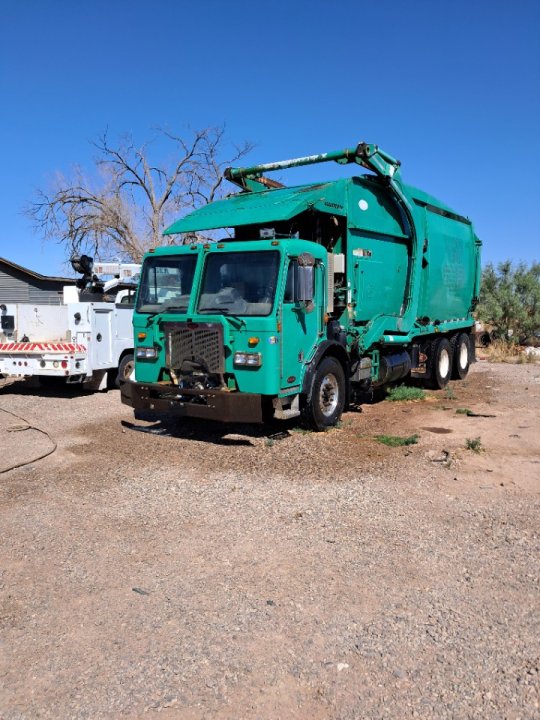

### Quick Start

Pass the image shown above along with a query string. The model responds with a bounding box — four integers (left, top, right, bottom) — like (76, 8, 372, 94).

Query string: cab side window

(284, 260, 298, 303)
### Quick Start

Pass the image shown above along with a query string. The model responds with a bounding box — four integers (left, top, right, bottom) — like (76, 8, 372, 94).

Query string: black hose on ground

(0, 406, 57, 474)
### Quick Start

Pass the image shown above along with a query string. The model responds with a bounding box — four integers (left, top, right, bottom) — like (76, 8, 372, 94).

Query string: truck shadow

(0, 378, 96, 399)
(120, 415, 274, 446)
(120, 397, 376, 446)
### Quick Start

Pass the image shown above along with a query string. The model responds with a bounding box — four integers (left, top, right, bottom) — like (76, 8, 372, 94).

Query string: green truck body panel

(164, 181, 347, 234)
(124, 141, 481, 426)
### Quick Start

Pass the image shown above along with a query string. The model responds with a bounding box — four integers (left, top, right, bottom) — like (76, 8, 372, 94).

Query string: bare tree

(28, 127, 253, 262)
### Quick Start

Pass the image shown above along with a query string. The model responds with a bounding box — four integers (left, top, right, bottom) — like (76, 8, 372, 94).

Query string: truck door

(280, 258, 321, 389)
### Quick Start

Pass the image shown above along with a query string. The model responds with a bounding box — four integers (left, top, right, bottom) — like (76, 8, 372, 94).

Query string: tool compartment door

(90, 308, 114, 368)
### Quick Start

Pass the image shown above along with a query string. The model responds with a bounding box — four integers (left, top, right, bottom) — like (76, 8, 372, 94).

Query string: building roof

(0, 256, 76, 284)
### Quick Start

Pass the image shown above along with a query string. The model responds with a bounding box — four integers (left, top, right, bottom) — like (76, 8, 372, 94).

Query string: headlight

(234, 351, 262, 367)
(136, 347, 158, 359)
(234, 352, 248, 365)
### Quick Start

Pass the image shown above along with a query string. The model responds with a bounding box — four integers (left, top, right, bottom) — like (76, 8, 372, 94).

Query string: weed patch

(465, 437, 483, 452)
(456, 408, 496, 418)
(375, 433, 419, 447)
(386, 385, 426, 402)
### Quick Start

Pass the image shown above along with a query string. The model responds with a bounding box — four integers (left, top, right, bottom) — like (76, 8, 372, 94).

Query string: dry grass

(484, 339, 537, 364)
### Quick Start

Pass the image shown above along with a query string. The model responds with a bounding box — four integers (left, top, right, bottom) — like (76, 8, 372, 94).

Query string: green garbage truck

(121, 141, 481, 430)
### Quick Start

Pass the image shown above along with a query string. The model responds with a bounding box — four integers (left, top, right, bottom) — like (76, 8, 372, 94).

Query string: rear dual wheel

(451, 333, 471, 380)
(425, 333, 471, 389)
(426, 337, 452, 389)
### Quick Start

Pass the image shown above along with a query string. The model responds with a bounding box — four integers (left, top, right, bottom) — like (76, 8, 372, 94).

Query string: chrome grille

(163, 322, 224, 373)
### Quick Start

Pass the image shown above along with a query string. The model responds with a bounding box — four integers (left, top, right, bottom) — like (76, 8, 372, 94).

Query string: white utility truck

(0, 256, 140, 389)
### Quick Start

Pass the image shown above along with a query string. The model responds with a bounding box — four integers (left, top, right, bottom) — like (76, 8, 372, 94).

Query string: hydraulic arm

(224, 142, 402, 189)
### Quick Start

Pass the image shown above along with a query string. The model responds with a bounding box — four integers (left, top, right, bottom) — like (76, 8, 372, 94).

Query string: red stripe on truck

(0, 342, 87, 353)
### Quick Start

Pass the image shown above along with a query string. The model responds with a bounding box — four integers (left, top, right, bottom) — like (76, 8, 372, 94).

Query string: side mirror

(297, 252, 315, 305)
(297, 266, 314, 303)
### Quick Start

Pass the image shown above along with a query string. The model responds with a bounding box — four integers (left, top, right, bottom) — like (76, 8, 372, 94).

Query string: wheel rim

(122, 360, 134, 380)
(439, 348, 450, 378)
(459, 341, 469, 369)
(319, 373, 339, 417)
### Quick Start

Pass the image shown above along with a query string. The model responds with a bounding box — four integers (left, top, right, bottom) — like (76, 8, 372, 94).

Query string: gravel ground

(0, 361, 538, 719)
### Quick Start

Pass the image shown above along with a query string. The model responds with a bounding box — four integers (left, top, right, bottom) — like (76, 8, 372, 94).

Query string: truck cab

(129, 236, 334, 424)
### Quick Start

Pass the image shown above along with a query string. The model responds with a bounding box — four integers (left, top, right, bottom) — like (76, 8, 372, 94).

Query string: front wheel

(116, 353, 134, 387)
(300, 356, 346, 431)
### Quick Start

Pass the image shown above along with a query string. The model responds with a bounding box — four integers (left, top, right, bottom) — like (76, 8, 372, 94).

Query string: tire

(300, 356, 346, 431)
(451, 333, 471, 380)
(425, 337, 452, 389)
(116, 353, 134, 387)
(478, 331, 491, 348)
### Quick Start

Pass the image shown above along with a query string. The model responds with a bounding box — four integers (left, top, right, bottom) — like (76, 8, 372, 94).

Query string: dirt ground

(0, 360, 538, 719)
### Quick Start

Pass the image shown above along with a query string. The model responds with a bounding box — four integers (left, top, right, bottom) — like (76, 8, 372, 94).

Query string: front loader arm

(224, 142, 402, 191)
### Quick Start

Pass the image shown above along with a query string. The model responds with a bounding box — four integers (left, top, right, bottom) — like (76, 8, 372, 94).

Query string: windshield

(197, 251, 280, 317)
(136, 255, 197, 313)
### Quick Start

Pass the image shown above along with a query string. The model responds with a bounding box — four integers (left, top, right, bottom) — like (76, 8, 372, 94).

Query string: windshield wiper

(139, 305, 187, 324)
(198, 307, 246, 328)
(162, 305, 188, 313)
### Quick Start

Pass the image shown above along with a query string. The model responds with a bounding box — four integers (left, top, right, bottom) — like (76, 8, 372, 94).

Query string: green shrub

(477, 261, 540, 340)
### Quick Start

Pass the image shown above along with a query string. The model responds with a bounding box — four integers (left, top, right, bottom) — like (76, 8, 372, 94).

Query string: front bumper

(121, 379, 263, 423)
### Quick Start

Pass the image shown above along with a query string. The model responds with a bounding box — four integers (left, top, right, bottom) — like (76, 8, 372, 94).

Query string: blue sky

(1, 0, 539, 276)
